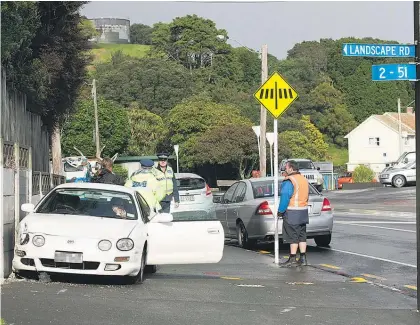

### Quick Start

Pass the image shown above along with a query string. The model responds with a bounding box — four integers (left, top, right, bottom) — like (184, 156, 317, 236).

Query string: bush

(113, 164, 129, 182)
(353, 165, 375, 183)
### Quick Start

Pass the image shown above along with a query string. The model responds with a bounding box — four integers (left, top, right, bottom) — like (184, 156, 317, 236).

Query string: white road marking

(57, 289, 67, 294)
(336, 221, 415, 224)
(236, 284, 264, 287)
(335, 222, 416, 233)
(316, 247, 416, 268)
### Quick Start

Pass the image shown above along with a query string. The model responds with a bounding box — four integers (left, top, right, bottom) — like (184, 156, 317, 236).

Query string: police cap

(157, 152, 169, 160)
(140, 159, 154, 168)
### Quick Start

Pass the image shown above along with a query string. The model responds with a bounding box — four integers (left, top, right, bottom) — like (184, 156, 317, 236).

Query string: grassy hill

(327, 145, 348, 168)
(89, 43, 150, 64)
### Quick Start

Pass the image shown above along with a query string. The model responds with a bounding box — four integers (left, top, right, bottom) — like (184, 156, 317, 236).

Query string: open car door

(146, 210, 224, 265)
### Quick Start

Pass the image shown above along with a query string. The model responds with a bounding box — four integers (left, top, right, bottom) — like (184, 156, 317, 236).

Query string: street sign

(372, 63, 417, 81)
(342, 43, 415, 58)
(253, 72, 299, 119)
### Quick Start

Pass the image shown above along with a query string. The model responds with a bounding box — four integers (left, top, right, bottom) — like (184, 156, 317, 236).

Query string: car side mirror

(21, 203, 35, 213)
(150, 213, 173, 223)
(317, 167, 321, 171)
(213, 196, 222, 203)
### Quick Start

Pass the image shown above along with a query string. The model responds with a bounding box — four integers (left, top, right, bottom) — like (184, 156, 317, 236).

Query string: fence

(1, 139, 65, 280)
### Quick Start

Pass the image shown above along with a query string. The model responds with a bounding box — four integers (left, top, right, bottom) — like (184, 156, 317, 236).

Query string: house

(344, 107, 415, 173)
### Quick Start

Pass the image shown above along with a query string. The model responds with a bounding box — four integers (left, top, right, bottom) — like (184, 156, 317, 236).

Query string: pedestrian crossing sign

(253, 72, 299, 119)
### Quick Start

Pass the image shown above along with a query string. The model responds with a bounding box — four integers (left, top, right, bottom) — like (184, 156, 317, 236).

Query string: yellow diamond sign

(253, 72, 299, 119)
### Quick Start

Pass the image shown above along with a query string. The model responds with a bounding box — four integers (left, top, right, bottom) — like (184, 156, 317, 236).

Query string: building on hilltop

(344, 107, 415, 173)
(90, 17, 130, 44)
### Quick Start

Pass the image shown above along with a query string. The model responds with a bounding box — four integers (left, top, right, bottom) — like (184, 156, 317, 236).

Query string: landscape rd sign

(253, 72, 299, 119)
(372, 63, 417, 81)
(342, 43, 415, 57)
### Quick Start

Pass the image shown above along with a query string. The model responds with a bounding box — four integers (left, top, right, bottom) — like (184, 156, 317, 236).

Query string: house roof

(345, 111, 415, 138)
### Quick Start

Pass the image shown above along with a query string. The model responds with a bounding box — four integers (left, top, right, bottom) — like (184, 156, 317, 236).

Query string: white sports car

(13, 183, 225, 284)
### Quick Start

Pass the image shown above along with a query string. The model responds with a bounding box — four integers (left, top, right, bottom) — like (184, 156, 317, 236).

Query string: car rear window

(251, 180, 318, 199)
(177, 177, 206, 190)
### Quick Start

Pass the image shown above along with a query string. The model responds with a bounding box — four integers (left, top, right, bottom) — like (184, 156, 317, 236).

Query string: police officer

(153, 153, 180, 213)
(125, 159, 166, 212)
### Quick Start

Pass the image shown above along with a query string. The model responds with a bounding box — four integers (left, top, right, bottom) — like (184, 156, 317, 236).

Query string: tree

(151, 15, 230, 70)
(278, 115, 328, 161)
(192, 124, 258, 179)
(94, 57, 193, 114)
(62, 98, 130, 157)
(1, 1, 92, 130)
(128, 108, 167, 155)
(353, 165, 375, 183)
(130, 23, 153, 45)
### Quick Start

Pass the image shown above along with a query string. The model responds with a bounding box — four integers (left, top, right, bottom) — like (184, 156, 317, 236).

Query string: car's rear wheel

(237, 221, 256, 249)
(125, 247, 146, 285)
(392, 175, 406, 188)
(314, 234, 332, 247)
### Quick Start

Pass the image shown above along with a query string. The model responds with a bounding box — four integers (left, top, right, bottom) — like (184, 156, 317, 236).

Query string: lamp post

(174, 144, 179, 173)
(252, 126, 261, 161)
(266, 132, 275, 176)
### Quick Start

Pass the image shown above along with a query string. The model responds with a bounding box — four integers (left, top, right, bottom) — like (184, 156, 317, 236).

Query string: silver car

(170, 173, 214, 214)
(214, 177, 333, 248)
(280, 159, 324, 192)
(379, 161, 416, 188)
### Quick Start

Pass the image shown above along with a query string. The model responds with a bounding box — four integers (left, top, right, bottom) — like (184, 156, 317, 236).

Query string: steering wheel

(56, 204, 77, 212)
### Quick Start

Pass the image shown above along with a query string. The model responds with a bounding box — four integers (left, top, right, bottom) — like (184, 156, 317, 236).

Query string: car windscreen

(177, 177, 206, 191)
(64, 162, 85, 172)
(251, 180, 318, 199)
(36, 188, 138, 220)
(297, 161, 316, 170)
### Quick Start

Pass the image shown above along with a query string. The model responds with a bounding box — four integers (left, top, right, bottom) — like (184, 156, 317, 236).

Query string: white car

(13, 183, 225, 284)
(171, 173, 214, 214)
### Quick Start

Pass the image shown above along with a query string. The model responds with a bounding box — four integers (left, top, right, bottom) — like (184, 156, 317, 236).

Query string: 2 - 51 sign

(372, 63, 417, 81)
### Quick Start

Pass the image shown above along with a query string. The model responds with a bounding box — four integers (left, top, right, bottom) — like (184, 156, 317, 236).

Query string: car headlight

(381, 174, 389, 178)
(98, 240, 112, 251)
(20, 233, 29, 245)
(317, 174, 324, 184)
(116, 238, 134, 251)
(32, 235, 45, 247)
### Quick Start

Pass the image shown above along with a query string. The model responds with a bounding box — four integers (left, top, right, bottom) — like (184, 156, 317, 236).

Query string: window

(37, 188, 138, 220)
(171, 209, 218, 222)
(136, 192, 150, 222)
(222, 183, 239, 204)
(369, 137, 380, 146)
(252, 180, 318, 199)
(232, 182, 247, 203)
(176, 177, 206, 190)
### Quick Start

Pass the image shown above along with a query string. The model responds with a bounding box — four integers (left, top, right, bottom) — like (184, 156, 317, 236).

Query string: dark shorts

(159, 201, 171, 213)
(282, 220, 307, 244)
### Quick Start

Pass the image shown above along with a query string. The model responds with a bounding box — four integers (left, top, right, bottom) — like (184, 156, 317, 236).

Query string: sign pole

(414, 0, 420, 312)
(273, 118, 279, 264)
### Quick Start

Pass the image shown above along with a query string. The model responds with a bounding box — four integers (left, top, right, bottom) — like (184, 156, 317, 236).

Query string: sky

(81, 1, 414, 59)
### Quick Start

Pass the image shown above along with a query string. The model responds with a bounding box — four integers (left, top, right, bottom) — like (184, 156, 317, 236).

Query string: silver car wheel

(392, 175, 406, 188)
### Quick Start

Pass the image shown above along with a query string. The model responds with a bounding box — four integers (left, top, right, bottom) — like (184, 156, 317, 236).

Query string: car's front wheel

(392, 175, 406, 188)
(314, 234, 332, 247)
(125, 247, 146, 285)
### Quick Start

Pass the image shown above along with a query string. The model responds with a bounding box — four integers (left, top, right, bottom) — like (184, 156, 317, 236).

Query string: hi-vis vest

(125, 170, 166, 211)
(285, 173, 309, 225)
(153, 166, 175, 198)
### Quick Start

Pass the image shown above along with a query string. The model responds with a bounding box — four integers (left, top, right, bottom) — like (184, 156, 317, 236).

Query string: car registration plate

(54, 251, 83, 263)
(180, 195, 195, 202)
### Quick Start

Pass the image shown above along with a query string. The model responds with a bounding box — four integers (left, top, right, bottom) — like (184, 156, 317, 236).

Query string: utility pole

(260, 44, 268, 177)
(413, 0, 420, 312)
(398, 98, 402, 156)
(92, 79, 101, 159)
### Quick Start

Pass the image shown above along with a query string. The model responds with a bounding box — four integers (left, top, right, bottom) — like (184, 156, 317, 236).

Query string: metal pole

(92, 79, 101, 159)
(14, 143, 20, 247)
(28, 147, 32, 204)
(398, 98, 403, 156)
(273, 119, 279, 264)
(177, 155, 179, 174)
(260, 44, 268, 177)
(413, 0, 420, 312)
(270, 144, 273, 177)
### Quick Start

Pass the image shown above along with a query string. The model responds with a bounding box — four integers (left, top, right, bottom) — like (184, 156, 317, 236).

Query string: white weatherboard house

(344, 107, 415, 173)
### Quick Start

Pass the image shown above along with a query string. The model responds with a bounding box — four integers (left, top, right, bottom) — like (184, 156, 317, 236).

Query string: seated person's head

(110, 197, 127, 218)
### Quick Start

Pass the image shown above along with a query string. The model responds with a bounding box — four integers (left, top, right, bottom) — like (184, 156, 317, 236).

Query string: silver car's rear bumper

(248, 211, 333, 240)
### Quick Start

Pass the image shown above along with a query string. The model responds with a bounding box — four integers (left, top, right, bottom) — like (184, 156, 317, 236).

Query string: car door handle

(207, 228, 220, 234)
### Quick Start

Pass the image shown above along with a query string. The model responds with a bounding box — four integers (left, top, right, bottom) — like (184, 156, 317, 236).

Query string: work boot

(279, 255, 299, 267)
(297, 254, 308, 266)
